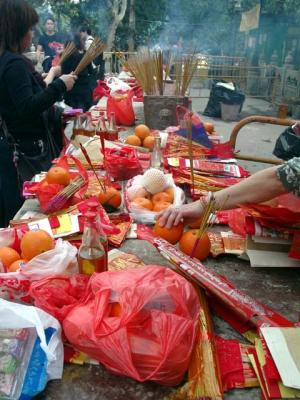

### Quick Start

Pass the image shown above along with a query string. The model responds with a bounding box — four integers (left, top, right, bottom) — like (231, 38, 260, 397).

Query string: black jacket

(61, 51, 93, 111)
(0, 51, 66, 141)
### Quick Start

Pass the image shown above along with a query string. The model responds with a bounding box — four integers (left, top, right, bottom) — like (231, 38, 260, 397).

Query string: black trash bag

(273, 125, 300, 160)
(203, 81, 245, 118)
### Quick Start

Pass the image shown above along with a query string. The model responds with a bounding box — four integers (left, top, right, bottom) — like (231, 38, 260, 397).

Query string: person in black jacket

(61, 33, 93, 111)
(0, 0, 77, 227)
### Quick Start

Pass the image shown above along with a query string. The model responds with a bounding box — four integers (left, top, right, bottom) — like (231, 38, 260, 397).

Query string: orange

(125, 135, 142, 147)
(8, 259, 26, 273)
(143, 135, 155, 150)
(132, 197, 153, 211)
(98, 187, 121, 209)
(153, 201, 171, 212)
(203, 122, 215, 134)
(153, 220, 184, 244)
(0, 247, 20, 269)
(134, 124, 150, 140)
(46, 166, 70, 186)
(20, 230, 55, 261)
(187, 217, 202, 229)
(152, 192, 172, 204)
(179, 230, 211, 260)
(164, 187, 174, 203)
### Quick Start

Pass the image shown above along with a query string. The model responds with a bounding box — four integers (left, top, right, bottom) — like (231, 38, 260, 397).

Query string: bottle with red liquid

(87, 200, 108, 264)
(78, 211, 107, 275)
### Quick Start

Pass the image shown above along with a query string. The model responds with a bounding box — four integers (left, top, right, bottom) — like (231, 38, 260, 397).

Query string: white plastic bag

(0, 298, 63, 380)
(0, 239, 78, 300)
(106, 76, 131, 94)
(20, 239, 78, 280)
(125, 174, 185, 224)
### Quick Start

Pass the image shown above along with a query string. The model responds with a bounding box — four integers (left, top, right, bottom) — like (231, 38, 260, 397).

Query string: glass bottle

(78, 211, 107, 275)
(87, 200, 108, 263)
(72, 112, 83, 138)
(151, 136, 163, 169)
(84, 112, 96, 137)
(107, 112, 118, 141)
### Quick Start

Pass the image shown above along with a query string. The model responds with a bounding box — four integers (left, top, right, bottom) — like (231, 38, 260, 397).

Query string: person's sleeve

(4, 59, 66, 120)
(277, 157, 300, 196)
(38, 36, 44, 47)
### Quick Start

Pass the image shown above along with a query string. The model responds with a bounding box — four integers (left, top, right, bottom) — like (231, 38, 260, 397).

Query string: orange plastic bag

(63, 266, 200, 385)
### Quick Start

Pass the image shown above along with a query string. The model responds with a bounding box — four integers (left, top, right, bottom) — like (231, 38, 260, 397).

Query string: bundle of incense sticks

(79, 143, 106, 192)
(174, 51, 198, 96)
(43, 175, 85, 213)
(163, 134, 209, 158)
(74, 37, 106, 75)
(168, 287, 223, 400)
(59, 42, 76, 65)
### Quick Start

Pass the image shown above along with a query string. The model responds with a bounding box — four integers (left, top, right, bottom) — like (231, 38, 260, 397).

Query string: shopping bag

(63, 265, 200, 385)
(106, 90, 135, 126)
(0, 298, 63, 380)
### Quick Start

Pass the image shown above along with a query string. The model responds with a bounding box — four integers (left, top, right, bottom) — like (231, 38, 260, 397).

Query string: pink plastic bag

(106, 90, 135, 126)
(63, 266, 200, 385)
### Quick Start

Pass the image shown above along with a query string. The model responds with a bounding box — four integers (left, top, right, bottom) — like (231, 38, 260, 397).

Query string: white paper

(261, 327, 300, 389)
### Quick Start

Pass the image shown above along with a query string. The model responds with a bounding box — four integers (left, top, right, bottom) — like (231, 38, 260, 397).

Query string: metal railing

(103, 52, 293, 102)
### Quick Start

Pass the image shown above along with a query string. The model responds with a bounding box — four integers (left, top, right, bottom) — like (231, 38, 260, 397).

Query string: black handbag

(273, 125, 300, 161)
(0, 113, 58, 183)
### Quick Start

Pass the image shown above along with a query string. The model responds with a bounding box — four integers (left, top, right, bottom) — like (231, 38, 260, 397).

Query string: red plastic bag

(104, 146, 143, 181)
(106, 90, 135, 126)
(93, 80, 110, 102)
(63, 266, 200, 385)
(30, 275, 89, 323)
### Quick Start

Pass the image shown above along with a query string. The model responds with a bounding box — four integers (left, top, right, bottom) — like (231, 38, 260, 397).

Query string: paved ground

(35, 96, 299, 400)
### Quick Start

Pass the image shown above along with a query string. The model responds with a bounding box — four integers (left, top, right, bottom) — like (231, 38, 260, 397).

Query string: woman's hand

(49, 65, 62, 77)
(59, 73, 77, 91)
(156, 200, 203, 229)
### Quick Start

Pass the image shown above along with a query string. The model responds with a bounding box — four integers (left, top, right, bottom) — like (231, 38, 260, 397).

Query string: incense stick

(59, 42, 76, 65)
(186, 112, 195, 197)
(74, 37, 106, 75)
(79, 142, 106, 192)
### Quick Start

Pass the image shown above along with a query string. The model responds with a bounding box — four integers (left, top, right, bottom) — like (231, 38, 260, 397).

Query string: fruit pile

(0, 230, 54, 273)
(125, 124, 156, 151)
(127, 169, 179, 213)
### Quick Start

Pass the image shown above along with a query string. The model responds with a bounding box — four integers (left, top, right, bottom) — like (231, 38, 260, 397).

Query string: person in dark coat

(61, 33, 94, 111)
(0, 0, 77, 227)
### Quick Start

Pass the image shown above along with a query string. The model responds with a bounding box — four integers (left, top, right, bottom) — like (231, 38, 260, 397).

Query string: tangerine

(188, 217, 202, 229)
(125, 135, 142, 147)
(203, 122, 215, 134)
(152, 192, 172, 204)
(179, 230, 211, 260)
(153, 220, 184, 244)
(132, 197, 153, 211)
(164, 187, 174, 202)
(20, 230, 55, 261)
(98, 187, 122, 209)
(135, 124, 150, 140)
(143, 135, 155, 150)
(153, 201, 171, 212)
(46, 166, 70, 186)
(0, 247, 20, 269)
(8, 259, 26, 273)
